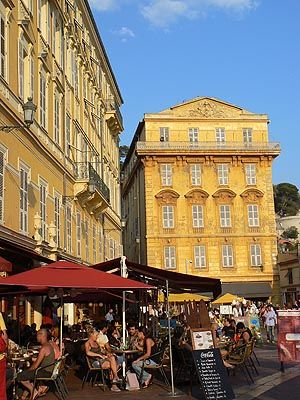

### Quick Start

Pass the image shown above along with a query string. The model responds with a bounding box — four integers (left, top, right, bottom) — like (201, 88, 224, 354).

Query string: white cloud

(113, 26, 136, 42)
(141, 0, 258, 28)
(88, 0, 118, 11)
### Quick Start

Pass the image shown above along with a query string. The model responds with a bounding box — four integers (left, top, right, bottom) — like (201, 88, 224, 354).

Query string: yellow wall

(0, 0, 122, 263)
(122, 97, 280, 300)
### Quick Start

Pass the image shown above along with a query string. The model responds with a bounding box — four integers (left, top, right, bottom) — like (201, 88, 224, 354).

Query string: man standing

(264, 305, 277, 343)
(105, 309, 114, 323)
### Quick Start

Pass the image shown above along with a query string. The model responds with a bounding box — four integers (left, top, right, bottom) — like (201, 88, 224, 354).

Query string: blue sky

(89, 0, 300, 186)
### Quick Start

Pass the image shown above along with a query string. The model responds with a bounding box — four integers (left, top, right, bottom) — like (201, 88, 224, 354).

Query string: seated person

(17, 329, 56, 400)
(85, 330, 121, 392)
(107, 326, 121, 349)
(236, 322, 253, 344)
(126, 323, 139, 350)
(132, 327, 159, 388)
(222, 318, 235, 339)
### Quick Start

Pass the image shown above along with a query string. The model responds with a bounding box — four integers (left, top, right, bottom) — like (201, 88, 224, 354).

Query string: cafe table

(8, 352, 34, 400)
(113, 349, 140, 378)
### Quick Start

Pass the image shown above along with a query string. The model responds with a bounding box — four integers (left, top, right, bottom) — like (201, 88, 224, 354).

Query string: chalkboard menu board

(193, 349, 235, 400)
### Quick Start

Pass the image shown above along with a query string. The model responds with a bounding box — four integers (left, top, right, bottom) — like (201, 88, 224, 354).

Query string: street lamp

(0, 97, 36, 132)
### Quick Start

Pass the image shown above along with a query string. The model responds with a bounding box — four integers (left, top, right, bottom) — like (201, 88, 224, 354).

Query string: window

(164, 246, 176, 269)
(54, 91, 60, 145)
(248, 204, 259, 227)
(71, 49, 78, 96)
(66, 114, 71, 158)
(0, 150, 4, 222)
(93, 224, 97, 263)
(99, 227, 103, 259)
(216, 128, 226, 143)
(160, 127, 169, 142)
(66, 203, 72, 253)
(217, 164, 229, 185)
(194, 245, 206, 268)
(39, 181, 47, 240)
(245, 164, 256, 185)
(39, 71, 46, 128)
(85, 220, 89, 261)
(162, 205, 174, 228)
(160, 164, 172, 186)
(190, 164, 201, 186)
(54, 194, 61, 247)
(250, 244, 262, 267)
(192, 205, 204, 228)
(243, 128, 252, 143)
(0, 12, 6, 78)
(288, 268, 293, 285)
(76, 212, 81, 257)
(18, 37, 26, 99)
(20, 166, 29, 234)
(222, 245, 234, 267)
(109, 238, 115, 259)
(189, 128, 199, 142)
(30, 55, 34, 99)
(220, 205, 231, 227)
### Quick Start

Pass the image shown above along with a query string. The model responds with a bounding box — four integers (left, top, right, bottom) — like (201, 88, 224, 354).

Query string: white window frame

(92, 224, 97, 263)
(248, 204, 260, 227)
(54, 90, 60, 145)
(222, 245, 234, 267)
(39, 70, 47, 128)
(20, 164, 30, 234)
(189, 128, 199, 142)
(192, 205, 204, 228)
(85, 219, 89, 261)
(160, 164, 172, 186)
(54, 192, 61, 247)
(243, 128, 252, 143)
(164, 246, 176, 270)
(76, 212, 81, 257)
(220, 205, 231, 227)
(66, 114, 71, 158)
(162, 205, 174, 229)
(216, 127, 226, 143)
(245, 164, 256, 185)
(66, 203, 72, 253)
(18, 36, 26, 99)
(217, 164, 229, 185)
(194, 245, 206, 268)
(250, 244, 262, 267)
(160, 127, 169, 142)
(0, 11, 6, 79)
(190, 164, 201, 186)
(39, 179, 47, 240)
(0, 147, 6, 223)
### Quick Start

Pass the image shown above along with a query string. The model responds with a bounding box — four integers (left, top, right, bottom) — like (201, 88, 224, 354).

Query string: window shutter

(0, 151, 4, 221)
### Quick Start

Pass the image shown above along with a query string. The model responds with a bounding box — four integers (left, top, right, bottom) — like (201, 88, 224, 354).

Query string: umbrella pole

(122, 290, 126, 378)
(160, 280, 184, 398)
(60, 295, 63, 354)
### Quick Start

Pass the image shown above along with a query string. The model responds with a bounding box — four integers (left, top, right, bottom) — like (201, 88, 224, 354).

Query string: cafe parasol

(0, 260, 155, 351)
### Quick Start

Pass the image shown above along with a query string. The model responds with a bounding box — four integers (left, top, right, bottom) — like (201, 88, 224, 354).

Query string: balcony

(105, 99, 123, 135)
(136, 141, 281, 156)
(74, 162, 110, 216)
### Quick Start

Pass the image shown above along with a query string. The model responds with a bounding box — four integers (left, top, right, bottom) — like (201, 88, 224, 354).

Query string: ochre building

(122, 97, 280, 301)
(0, 0, 123, 269)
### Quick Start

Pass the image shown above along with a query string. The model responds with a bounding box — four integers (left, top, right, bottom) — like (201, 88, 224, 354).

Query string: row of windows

(160, 163, 256, 186)
(164, 244, 263, 269)
(159, 127, 254, 143)
(162, 204, 260, 229)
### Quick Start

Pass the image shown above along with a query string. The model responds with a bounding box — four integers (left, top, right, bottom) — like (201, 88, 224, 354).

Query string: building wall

(122, 97, 280, 300)
(0, 0, 123, 265)
(278, 255, 300, 305)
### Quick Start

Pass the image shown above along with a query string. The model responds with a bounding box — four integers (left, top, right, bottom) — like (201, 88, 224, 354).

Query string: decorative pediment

(240, 189, 264, 203)
(185, 189, 209, 204)
(159, 97, 253, 119)
(212, 189, 236, 203)
(155, 189, 180, 204)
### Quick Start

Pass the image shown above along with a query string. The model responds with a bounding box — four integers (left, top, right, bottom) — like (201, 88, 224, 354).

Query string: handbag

(125, 371, 140, 391)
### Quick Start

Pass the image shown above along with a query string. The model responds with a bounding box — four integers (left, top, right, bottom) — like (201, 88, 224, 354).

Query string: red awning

(0, 260, 154, 291)
(0, 256, 12, 273)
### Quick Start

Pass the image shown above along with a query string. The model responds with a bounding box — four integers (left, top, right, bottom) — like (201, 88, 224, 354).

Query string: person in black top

(222, 318, 235, 339)
(236, 322, 253, 344)
(132, 326, 158, 388)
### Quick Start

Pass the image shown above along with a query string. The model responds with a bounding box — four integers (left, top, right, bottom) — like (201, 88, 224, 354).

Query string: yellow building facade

(122, 97, 280, 301)
(0, 0, 123, 273)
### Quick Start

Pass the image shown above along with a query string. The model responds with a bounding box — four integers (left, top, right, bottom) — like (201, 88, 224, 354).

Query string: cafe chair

(30, 355, 68, 400)
(139, 346, 170, 389)
(81, 355, 108, 391)
(227, 344, 254, 385)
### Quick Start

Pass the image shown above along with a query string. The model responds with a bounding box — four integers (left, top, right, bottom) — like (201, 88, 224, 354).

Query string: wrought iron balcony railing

(136, 141, 280, 152)
(75, 162, 110, 203)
